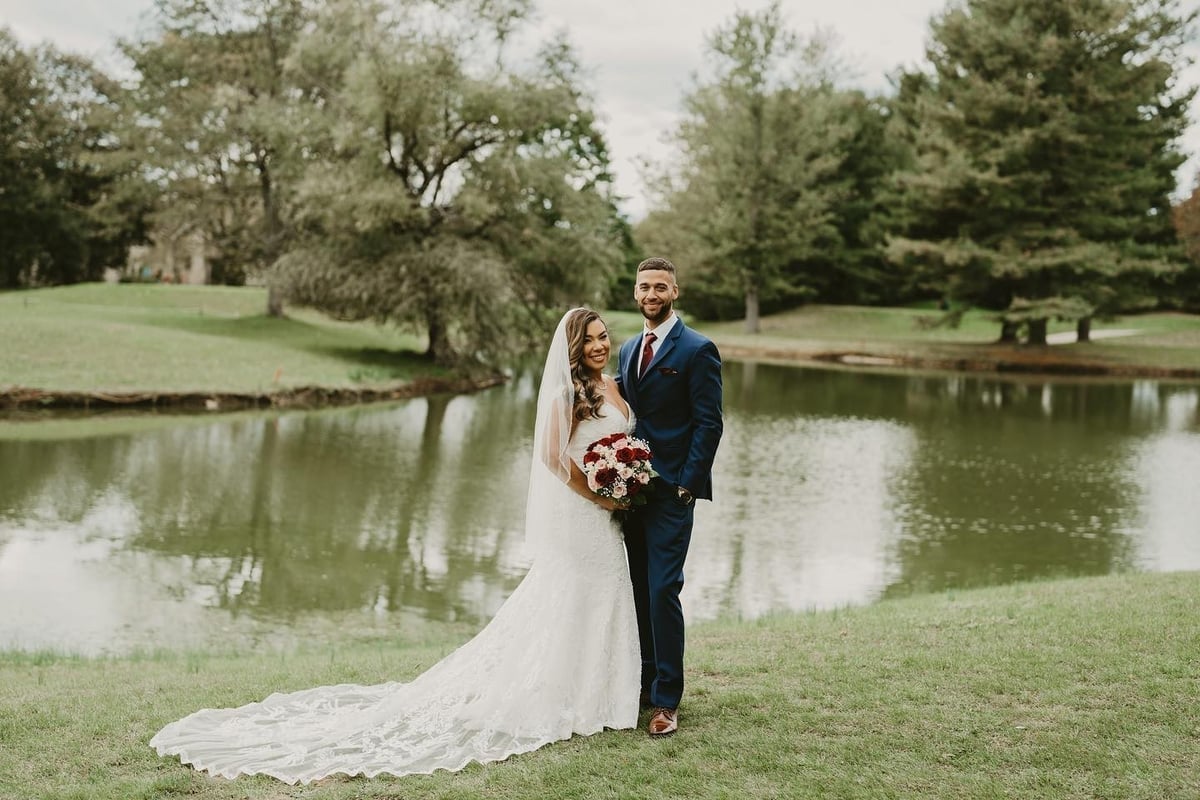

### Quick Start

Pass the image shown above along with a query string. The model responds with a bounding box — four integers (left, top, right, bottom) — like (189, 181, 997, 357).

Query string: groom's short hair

(637, 256, 676, 275)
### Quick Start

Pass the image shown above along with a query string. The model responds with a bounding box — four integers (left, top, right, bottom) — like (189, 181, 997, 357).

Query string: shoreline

(0, 373, 507, 413)
(5, 286, 1197, 413)
(0, 570, 1179, 664)
(715, 342, 1200, 380)
(4, 343, 1198, 416)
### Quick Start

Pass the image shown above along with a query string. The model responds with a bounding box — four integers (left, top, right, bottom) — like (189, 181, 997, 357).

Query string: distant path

(713, 329, 1200, 380)
(1045, 329, 1140, 345)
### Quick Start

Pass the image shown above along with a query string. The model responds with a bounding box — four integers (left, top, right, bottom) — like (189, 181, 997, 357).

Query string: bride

(150, 308, 640, 784)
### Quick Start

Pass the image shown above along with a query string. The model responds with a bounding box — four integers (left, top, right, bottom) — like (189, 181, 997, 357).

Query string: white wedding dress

(150, 396, 640, 784)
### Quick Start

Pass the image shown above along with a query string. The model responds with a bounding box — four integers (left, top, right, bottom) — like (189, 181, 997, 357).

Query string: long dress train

(149, 404, 639, 784)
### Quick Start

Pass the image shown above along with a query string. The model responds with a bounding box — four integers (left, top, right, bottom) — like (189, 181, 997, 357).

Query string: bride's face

(582, 319, 610, 375)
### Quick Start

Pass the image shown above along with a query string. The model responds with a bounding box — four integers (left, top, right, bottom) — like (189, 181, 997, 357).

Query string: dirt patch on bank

(717, 344, 1200, 380)
(0, 374, 508, 413)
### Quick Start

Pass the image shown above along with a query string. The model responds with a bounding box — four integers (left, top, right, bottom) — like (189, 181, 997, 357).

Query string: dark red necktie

(639, 331, 657, 377)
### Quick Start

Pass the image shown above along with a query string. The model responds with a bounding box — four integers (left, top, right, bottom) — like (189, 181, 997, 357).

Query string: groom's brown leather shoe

(648, 707, 678, 736)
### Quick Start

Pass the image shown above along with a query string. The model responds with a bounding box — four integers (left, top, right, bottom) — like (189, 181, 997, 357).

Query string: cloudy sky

(5, 0, 1198, 217)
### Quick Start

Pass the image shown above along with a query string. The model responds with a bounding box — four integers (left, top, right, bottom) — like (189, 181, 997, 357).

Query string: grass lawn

(0, 283, 441, 394)
(3, 285, 1199, 397)
(1, 572, 1197, 799)
(698, 305, 1200, 373)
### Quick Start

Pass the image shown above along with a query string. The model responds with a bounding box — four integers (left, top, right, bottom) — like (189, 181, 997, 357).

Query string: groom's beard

(639, 299, 672, 325)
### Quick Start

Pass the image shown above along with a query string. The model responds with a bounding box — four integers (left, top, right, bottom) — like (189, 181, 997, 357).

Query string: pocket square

(657, 366, 679, 375)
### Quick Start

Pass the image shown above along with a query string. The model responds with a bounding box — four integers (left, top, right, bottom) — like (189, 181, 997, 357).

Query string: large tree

(0, 29, 147, 288)
(272, 0, 622, 364)
(802, 90, 911, 306)
(639, 2, 850, 332)
(120, 0, 309, 312)
(887, 0, 1194, 344)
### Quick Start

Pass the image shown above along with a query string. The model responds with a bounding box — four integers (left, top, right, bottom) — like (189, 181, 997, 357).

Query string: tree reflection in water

(0, 363, 1197, 654)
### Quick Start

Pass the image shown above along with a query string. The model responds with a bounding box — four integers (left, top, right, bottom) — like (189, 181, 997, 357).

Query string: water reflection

(0, 392, 536, 654)
(0, 363, 1197, 654)
(1129, 422, 1200, 571)
(692, 412, 914, 617)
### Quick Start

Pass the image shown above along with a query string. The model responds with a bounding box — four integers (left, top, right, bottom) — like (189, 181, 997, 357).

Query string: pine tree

(887, 0, 1194, 343)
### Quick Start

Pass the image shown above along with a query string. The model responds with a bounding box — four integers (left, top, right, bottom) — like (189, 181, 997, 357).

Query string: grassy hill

(0, 283, 437, 394)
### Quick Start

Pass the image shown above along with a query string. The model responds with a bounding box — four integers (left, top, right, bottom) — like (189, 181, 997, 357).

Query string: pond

(1, 361, 1197, 655)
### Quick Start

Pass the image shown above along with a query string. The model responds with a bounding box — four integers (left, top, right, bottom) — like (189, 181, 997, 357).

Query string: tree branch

(383, 111, 403, 176)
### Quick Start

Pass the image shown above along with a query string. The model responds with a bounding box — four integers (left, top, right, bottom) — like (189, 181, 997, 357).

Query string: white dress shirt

(638, 312, 679, 377)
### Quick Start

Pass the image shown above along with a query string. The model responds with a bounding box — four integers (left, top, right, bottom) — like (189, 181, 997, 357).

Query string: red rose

(594, 467, 618, 486)
(626, 481, 642, 497)
(615, 447, 635, 463)
(582, 451, 602, 465)
(631, 448, 650, 460)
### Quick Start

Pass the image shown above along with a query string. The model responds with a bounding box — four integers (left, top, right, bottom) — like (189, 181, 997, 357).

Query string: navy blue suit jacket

(616, 319, 723, 500)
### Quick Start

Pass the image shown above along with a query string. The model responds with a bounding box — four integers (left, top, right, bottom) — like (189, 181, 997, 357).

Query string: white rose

(612, 483, 627, 498)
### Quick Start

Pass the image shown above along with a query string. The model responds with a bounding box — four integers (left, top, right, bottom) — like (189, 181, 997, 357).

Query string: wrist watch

(675, 485, 694, 506)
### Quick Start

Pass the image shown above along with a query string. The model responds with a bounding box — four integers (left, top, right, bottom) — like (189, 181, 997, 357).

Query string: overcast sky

(4, 0, 1198, 218)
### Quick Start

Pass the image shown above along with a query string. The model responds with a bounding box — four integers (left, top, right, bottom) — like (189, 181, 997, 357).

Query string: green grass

(0, 284, 439, 393)
(703, 304, 1010, 343)
(4, 286, 1200, 396)
(2, 572, 1198, 799)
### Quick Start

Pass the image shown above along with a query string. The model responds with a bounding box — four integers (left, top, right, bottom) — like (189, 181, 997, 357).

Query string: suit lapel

(622, 338, 640, 405)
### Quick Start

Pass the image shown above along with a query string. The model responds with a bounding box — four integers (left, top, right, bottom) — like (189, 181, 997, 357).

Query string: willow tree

(640, 2, 850, 332)
(272, 0, 621, 364)
(887, 0, 1194, 344)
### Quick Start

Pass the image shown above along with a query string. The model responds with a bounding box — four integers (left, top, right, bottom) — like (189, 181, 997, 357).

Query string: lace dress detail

(149, 405, 639, 784)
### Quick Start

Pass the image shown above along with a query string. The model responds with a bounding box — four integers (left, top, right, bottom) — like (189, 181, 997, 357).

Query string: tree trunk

(1076, 316, 1091, 343)
(267, 284, 284, 318)
(258, 152, 285, 318)
(998, 320, 1020, 343)
(426, 312, 455, 364)
(1026, 317, 1048, 345)
(744, 93, 764, 338)
(744, 285, 760, 334)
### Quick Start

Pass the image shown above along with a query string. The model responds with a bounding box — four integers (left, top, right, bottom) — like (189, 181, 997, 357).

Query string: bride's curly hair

(564, 308, 607, 422)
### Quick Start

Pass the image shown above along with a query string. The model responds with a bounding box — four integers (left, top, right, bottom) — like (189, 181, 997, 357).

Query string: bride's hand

(597, 497, 628, 512)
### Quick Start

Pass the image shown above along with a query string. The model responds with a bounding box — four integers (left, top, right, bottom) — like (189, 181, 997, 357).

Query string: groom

(616, 256, 723, 737)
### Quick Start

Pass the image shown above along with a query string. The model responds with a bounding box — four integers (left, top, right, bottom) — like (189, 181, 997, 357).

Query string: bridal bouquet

(581, 433, 658, 507)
